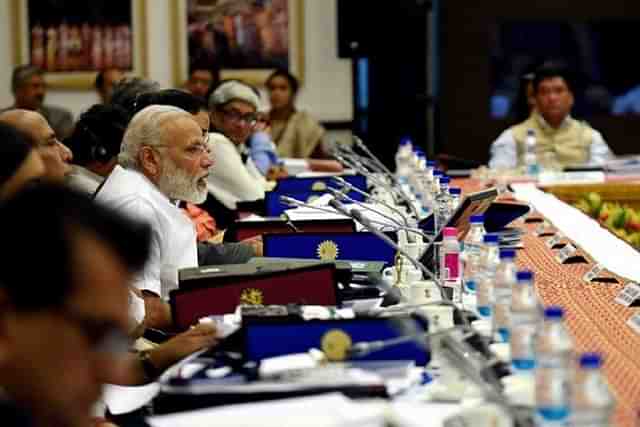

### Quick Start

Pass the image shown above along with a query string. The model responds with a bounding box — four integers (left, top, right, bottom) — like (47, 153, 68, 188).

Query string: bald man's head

(0, 109, 72, 182)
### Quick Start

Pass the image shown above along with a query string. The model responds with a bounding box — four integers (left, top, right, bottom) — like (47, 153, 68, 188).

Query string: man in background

(207, 80, 273, 215)
(184, 64, 220, 100)
(489, 63, 613, 169)
(95, 68, 125, 104)
(0, 109, 73, 182)
(2, 65, 74, 139)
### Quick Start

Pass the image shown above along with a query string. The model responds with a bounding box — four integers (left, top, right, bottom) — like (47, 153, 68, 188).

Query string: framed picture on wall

(171, 0, 305, 88)
(10, 0, 148, 90)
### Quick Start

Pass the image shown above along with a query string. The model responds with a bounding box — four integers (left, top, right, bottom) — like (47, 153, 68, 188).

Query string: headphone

(79, 123, 117, 164)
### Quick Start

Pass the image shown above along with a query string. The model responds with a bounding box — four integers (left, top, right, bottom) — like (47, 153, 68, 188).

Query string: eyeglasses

(147, 140, 212, 159)
(56, 307, 131, 355)
(220, 109, 258, 127)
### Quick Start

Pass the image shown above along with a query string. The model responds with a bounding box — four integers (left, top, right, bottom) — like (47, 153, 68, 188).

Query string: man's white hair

(118, 105, 191, 169)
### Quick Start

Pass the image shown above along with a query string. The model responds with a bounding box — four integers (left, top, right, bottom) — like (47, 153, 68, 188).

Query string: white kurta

(66, 165, 104, 196)
(206, 133, 272, 209)
(95, 165, 198, 298)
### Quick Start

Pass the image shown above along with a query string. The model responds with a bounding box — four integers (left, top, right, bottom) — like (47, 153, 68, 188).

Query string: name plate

(546, 232, 564, 249)
(626, 312, 640, 335)
(555, 243, 577, 263)
(615, 282, 640, 307)
(582, 264, 604, 283)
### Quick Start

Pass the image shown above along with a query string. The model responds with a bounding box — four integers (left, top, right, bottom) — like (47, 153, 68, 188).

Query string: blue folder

(244, 317, 430, 366)
(263, 232, 397, 266)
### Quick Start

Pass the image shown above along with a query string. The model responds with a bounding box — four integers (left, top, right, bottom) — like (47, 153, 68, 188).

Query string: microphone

(350, 208, 442, 294)
(348, 326, 461, 358)
(352, 135, 396, 179)
(348, 207, 473, 330)
(279, 196, 346, 216)
(327, 187, 405, 228)
(331, 177, 414, 226)
(347, 162, 421, 221)
(328, 188, 433, 244)
(279, 211, 300, 232)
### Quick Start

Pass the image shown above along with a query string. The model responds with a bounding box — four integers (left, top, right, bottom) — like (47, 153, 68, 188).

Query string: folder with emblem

(171, 263, 340, 329)
(243, 316, 430, 366)
(224, 217, 356, 242)
(263, 232, 397, 266)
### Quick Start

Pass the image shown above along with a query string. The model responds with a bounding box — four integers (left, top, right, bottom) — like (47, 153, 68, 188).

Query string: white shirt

(488, 116, 613, 169)
(95, 165, 198, 298)
(66, 165, 104, 195)
(206, 133, 273, 209)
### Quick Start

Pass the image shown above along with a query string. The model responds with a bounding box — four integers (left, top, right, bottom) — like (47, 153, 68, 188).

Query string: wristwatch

(138, 350, 162, 381)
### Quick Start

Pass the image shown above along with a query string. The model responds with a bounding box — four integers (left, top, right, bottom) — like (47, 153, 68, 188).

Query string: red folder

(170, 264, 339, 329)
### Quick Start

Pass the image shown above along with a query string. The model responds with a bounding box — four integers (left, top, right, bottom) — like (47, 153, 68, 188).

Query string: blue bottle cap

(579, 353, 602, 369)
(499, 248, 516, 259)
(516, 270, 533, 281)
(470, 214, 485, 223)
(400, 137, 412, 146)
(440, 177, 450, 184)
(426, 160, 436, 167)
(516, 270, 533, 282)
(449, 187, 462, 195)
(483, 234, 498, 243)
(433, 170, 443, 177)
(544, 306, 564, 319)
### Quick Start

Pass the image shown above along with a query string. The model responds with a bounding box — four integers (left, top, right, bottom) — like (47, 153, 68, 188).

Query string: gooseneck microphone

(348, 326, 461, 358)
(326, 187, 404, 228)
(279, 211, 300, 232)
(331, 176, 414, 226)
(349, 208, 446, 297)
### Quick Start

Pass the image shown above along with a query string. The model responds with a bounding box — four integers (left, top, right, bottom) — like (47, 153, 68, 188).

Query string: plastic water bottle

(449, 187, 462, 211)
(432, 170, 443, 197)
(463, 214, 486, 293)
(476, 233, 500, 319)
(535, 306, 573, 426)
(493, 249, 517, 342)
(434, 176, 452, 233)
(524, 129, 540, 176)
(571, 353, 615, 427)
(440, 227, 462, 302)
(395, 137, 413, 182)
(511, 270, 539, 373)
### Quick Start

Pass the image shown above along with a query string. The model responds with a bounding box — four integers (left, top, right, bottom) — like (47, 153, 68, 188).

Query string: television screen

(490, 21, 640, 120)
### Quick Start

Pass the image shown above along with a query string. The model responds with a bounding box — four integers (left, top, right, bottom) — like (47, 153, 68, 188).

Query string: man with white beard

(96, 105, 213, 329)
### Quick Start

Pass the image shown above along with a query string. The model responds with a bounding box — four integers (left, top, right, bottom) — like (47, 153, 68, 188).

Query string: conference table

(142, 176, 640, 426)
(457, 177, 640, 427)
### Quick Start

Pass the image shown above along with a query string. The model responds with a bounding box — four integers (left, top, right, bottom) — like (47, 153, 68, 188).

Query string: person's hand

(242, 235, 263, 256)
(148, 323, 219, 371)
(266, 165, 288, 181)
(141, 292, 173, 331)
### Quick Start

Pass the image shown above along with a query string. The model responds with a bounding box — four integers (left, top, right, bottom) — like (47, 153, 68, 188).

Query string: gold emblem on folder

(239, 288, 263, 305)
(311, 181, 327, 191)
(317, 240, 339, 260)
(321, 329, 352, 361)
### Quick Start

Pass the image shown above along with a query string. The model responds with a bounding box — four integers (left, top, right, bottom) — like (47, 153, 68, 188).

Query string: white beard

(156, 157, 208, 204)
